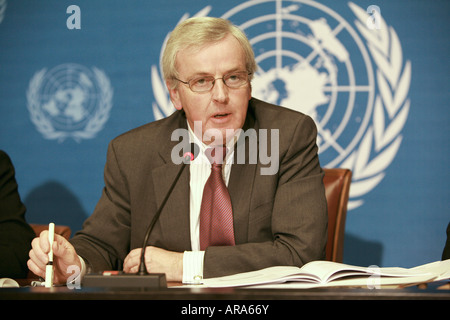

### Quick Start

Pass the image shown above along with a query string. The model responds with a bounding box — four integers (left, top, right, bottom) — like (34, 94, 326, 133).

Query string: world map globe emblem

(225, 1, 375, 169)
(152, 1, 411, 209)
(27, 63, 113, 142)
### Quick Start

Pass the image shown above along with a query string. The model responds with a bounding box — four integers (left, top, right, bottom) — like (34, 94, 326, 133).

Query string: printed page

(300, 260, 435, 283)
(202, 260, 444, 288)
(203, 266, 318, 287)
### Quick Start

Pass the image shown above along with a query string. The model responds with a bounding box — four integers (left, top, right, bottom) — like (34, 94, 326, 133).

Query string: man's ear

(166, 81, 183, 111)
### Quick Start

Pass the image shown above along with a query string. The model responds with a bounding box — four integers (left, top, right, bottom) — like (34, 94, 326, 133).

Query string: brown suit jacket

(71, 98, 328, 278)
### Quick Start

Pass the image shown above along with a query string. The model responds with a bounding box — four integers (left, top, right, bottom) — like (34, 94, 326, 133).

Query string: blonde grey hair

(162, 17, 256, 88)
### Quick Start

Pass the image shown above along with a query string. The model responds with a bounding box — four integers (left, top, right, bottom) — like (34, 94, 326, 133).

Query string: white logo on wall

(27, 63, 113, 142)
(0, 0, 7, 25)
(151, 1, 411, 210)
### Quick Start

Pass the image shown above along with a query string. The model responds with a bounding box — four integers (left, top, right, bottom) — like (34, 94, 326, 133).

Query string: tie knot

(205, 147, 227, 165)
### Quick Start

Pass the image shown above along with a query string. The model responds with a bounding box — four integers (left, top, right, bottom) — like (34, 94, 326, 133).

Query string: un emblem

(0, 0, 6, 25)
(27, 63, 113, 142)
(151, 1, 411, 210)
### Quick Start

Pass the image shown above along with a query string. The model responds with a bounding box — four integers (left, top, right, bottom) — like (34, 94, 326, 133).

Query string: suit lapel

(228, 102, 258, 245)
(151, 113, 192, 251)
(152, 162, 191, 251)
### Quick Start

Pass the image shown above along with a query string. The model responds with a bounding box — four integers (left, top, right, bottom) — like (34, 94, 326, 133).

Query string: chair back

(323, 168, 352, 262)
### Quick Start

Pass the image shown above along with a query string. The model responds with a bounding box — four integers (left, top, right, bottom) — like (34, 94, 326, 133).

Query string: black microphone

(83, 142, 199, 289)
(138, 142, 199, 275)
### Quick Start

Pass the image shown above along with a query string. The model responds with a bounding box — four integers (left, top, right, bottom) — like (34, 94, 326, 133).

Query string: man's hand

(28, 231, 81, 285)
(123, 246, 183, 282)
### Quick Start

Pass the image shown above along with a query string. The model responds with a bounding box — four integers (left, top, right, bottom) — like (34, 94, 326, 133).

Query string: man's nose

(211, 79, 229, 103)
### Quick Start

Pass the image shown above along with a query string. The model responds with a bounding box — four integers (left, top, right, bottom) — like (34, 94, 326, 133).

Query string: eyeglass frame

(174, 71, 252, 93)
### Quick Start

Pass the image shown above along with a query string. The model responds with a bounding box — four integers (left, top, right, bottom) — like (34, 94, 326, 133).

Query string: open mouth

(213, 113, 230, 118)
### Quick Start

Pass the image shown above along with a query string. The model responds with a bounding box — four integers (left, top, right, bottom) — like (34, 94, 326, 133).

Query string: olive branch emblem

(27, 66, 113, 143)
(344, 3, 411, 209)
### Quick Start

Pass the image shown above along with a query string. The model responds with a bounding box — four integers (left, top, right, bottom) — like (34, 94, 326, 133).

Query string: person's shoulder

(249, 97, 314, 127)
(111, 110, 185, 146)
(0, 150, 12, 170)
(0, 150, 11, 161)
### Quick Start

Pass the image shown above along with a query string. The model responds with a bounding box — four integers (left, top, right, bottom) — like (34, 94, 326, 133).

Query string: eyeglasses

(175, 71, 251, 93)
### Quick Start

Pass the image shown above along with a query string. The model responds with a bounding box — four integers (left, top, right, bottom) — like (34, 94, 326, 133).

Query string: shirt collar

(187, 121, 240, 164)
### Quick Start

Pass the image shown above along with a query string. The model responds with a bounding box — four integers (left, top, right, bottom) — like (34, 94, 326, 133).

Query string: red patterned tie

(199, 147, 235, 250)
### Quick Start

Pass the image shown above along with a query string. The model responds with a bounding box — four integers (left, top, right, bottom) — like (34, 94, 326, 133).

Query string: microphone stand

(138, 160, 188, 275)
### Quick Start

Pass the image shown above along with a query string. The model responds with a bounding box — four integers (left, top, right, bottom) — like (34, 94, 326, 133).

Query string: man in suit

(0, 150, 35, 278)
(28, 17, 327, 284)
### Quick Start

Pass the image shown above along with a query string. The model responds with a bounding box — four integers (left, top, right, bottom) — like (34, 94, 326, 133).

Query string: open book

(202, 259, 450, 288)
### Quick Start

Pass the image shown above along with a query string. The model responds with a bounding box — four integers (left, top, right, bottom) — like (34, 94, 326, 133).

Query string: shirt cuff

(182, 251, 205, 284)
(65, 255, 86, 289)
(78, 255, 87, 277)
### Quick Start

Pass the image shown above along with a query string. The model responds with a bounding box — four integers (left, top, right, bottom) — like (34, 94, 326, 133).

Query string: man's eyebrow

(188, 68, 244, 78)
(190, 72, 213, 77)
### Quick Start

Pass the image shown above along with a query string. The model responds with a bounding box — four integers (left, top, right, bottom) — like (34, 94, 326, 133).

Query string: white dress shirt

(182, 123, 235, 284)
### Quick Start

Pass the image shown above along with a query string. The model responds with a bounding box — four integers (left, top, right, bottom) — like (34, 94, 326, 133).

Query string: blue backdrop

(0, 0, 448, 269)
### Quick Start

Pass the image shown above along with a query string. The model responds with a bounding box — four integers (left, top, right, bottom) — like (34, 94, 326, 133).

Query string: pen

(45, 222, 55, 288)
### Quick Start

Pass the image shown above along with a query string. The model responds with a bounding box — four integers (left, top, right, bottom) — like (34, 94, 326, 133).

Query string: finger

(123, 256, 136, 273)
(52, 235, 81, 270)
(128, 265, 139, 274)
(30, 236, 49, 266)
(130, 248, 142, 258)
(29, 247, 46, 270)
(38, 230, 51, 254)
(27, 258, 45, 278)
(124, 248, 142, 273)
(124, 248, 141, 265)
(52, 234, 73, 260)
